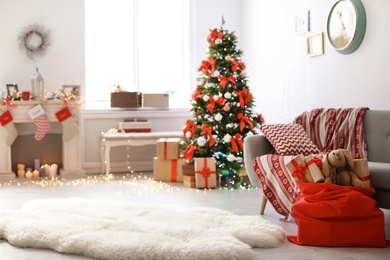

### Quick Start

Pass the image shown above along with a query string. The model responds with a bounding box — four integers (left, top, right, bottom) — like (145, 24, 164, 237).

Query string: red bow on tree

(201, 124, 215, 146)
(236, 89, 252, 108)
(238, 113, 254, 132)
(191, 89, 203, 101)
(183, 120, 197, 138)
(197, 58, 216, 77)
(218, 76, 236, 89)
(209, 28, 223, 46)
(206, 96, 227, 114)
(231, 60, 246, 72)
(184, 144, 198, 160)
(230, 133, 243, 153)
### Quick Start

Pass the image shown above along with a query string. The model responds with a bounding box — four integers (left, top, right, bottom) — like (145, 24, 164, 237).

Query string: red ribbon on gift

(206, 96, 226, 114)
(171, 159, 178, 182)
(230, 133, 243, 153)
(209, 28, 223, 46)
(184, 144, 197, 160)
(195, 158, 216, 188)
(291, 160, 309, 182)
(359, 176, 371, 181)
(218, 76, 236, 89)
(237, 113, 254, 131)
(231, 60, 246, 72)
(236, 89, 252, 108)
(183, 120, 197, 138)
(201, 124, 215, 146)
(163, 138, 168, 160)
(0, 110, 13, 126)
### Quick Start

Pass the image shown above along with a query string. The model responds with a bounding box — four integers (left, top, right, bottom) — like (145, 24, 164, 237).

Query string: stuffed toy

(321, 149, 365, 188)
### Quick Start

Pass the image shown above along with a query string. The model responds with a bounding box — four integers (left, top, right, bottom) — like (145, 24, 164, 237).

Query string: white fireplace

(0, 100, 86, 181)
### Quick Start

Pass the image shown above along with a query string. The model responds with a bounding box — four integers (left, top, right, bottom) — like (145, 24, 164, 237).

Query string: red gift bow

(183, 120, 197, 138)
(1, 97, 17, 108)
(184, 144, 197, 160)
(201, 124, 215, 146)
(236, 89, 252, 108)
(231, 60, 246, 72)
(237, 113, 254, 132)
(291, 159, 309, 182)
(306, 156, 322, 169)
(206, 96, 227, 114)
(218, 75, 236, 89)
(197, 58, 215, 77)
(191, 89, 204, 101)
(209, 28, 223, 46)
(195, 158, 216, 188)
(171, 159, 178, 182)
(230, 133, 243, 153)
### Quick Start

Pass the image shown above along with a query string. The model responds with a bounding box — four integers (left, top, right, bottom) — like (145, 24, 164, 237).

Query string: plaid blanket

(252, 108, 368, 221)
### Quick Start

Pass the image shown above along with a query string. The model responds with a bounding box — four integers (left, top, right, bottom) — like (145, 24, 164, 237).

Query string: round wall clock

(327, 0, 366, 54)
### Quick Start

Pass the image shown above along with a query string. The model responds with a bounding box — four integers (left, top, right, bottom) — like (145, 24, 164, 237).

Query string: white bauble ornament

(214, 113, 223, 122)
(198, 79, 205, 86)
(203, 95, 210, 102)
(215, 38, 222, 44)
(190, 110, 196, 117)
(224, 92, 232, 99)
(236, 157, 243, 163)
(223, 134, 232, 143)
(213, 70, 220, 77)
(185, 131, 192, 139)
(227, 154, 236, 162)
(197, 136, 206, 147)
(240, 70, 247, 77)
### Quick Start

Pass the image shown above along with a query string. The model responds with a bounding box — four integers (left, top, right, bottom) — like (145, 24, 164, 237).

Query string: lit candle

(48, 164, 58, 177)
(32, 170, 40, 178)
(25, 170, 32, 178)
(41, 164, 50, 177)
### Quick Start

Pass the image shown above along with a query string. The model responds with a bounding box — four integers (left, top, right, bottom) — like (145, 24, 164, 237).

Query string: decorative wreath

(18, 23, 52, 60)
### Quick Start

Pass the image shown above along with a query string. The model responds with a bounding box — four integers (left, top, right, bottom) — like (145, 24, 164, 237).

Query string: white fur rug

(0, 198, 286, 260)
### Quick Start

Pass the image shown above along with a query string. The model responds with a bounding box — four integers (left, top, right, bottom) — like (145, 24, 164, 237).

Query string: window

(85, 0, 190, 109)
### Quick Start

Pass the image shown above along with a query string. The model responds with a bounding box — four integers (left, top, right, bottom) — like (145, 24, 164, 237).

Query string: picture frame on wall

(6, 83, 19, 98)
(295, 11, 310, 34)
(307, 32, 324, 57)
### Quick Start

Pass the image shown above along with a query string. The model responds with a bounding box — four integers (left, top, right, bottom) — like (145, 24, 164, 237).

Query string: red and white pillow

(259, 123, 320, 155)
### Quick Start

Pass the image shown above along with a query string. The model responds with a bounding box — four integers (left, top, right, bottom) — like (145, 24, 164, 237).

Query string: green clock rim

(327, 0, 366, 55)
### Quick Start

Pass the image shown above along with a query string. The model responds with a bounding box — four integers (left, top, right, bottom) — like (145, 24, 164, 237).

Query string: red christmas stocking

(55, 106, 78, 142)
(0, 110, 18, 145)
(27, 104, 51, 141)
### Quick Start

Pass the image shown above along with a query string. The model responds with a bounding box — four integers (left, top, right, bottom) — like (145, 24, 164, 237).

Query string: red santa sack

(288, 182, 390, 247)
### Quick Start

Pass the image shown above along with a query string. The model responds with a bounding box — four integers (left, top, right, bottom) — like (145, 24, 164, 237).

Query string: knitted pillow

(259, 123, 320, 155)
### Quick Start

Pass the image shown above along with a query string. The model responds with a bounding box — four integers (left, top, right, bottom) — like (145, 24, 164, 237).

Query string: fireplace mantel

(0, 100, 86, 181)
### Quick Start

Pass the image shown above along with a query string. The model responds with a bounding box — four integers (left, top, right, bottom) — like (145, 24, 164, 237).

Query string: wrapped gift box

(157, 138, 181, 160)
(352, 159, 371, 187)
(182, 163, 195, 176)
(111, 92, 141, 108)
(183, 175, 196, 188)
(119, 121, 152, 132)
(153, 157, 185, 182)
(143, 93, 169, 108)
(194, 157, 217, 189)
(286, 155, 323, 183)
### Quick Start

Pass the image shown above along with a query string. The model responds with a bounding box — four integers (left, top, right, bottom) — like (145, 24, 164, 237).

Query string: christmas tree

(182, 18, 264, 189)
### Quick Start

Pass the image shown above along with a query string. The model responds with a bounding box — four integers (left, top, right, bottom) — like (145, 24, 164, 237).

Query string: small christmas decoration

(181, 17, 264, 189)
(27, 104, 51, 141)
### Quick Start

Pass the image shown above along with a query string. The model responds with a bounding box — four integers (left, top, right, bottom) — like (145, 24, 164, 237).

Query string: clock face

(328, 0, 357, 49)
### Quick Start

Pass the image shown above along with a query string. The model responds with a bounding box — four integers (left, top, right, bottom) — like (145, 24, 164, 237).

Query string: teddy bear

(321, 149, 365, 188)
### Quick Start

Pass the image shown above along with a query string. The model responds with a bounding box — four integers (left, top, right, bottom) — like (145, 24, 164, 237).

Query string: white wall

(0, 0, 84, 94)
(242, 0, 390, 123)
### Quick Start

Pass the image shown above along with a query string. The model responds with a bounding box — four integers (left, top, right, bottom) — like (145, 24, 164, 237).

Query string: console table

(100, 131, 183, 176)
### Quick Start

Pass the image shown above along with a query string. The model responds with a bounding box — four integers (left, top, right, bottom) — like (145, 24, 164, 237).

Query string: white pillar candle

(41, 164, 50, 177)
(17, 170, 25, 178)
(25, 170, 32, 178)
(32, 170, 40, 178)
(48, 164, 58, 177)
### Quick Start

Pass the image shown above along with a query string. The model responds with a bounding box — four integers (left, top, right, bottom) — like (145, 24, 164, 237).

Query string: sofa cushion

(368, 161, 390, 190)
(259, 123, 320, 155)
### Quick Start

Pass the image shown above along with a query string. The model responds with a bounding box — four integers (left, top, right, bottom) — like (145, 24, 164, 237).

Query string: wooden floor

(0, 172, 389, 260)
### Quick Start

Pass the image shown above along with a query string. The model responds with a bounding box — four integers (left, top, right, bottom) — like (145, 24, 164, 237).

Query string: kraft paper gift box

(352, 158, 371, 187)
(157, 138, 181, 160)
(153, 157, 185, 182)
(183, 175, 196, 188)
(182, 163, 195, 176)
(286, 155, 324, 183)
(194, 157, 217, 189)
(110, 92, 141, 108)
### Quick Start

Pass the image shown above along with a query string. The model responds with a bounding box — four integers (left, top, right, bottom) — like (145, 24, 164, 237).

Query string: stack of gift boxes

(153, 138, 217, 189)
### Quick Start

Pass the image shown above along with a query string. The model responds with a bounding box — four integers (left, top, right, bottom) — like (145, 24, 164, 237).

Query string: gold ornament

(225, 55, 231, 61)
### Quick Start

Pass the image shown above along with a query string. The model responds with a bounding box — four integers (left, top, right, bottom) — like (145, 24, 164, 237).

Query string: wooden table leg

(260, 195, 267, 215)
